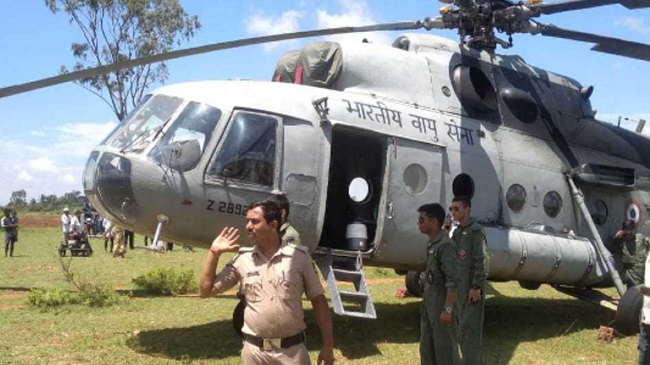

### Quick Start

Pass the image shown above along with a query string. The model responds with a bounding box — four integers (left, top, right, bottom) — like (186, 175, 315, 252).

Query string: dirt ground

(19, 214, 60, 228)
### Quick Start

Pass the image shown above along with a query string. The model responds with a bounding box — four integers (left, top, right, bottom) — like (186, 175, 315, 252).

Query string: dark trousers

(5, 236, 16, 257)
(104, 237, 114, 252)
(124, 230, 134, 249)
(640, 324, 650, 365)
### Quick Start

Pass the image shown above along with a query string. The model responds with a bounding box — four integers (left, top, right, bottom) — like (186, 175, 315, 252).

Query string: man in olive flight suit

(450, 196, 488, 365)
(611, 219, 650, 288)
(418, 203, 461, 365)
(267, 191, 301, 247)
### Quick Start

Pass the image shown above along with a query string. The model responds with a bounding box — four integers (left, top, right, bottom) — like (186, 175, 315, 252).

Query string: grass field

(0, 226, 640, 364)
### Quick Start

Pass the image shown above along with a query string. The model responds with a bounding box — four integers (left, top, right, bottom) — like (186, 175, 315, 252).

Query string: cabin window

(506, 184, 526, 212)
(403, 164, 428, 195)
(208, 111, 278, 186)
(148, 102, 222, 172)
(452, 173, 475, 199)
(591, 199, 608, 225)
(543, 191, 562, 218)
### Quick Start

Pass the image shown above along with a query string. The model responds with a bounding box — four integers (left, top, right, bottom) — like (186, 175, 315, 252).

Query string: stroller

(59, 230, 94, 257)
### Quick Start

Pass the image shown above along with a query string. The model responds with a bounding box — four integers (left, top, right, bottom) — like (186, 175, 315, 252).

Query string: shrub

(132, 268, 198, 295)
(28, 287, 79, 309)
(78, 283, 121, 307)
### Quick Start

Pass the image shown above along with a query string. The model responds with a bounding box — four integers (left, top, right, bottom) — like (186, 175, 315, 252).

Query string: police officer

(450, 196, 488, 365)
(267, 191, 301, 247)
(611, 219, 650, 288)
(199, 200, 334, 365)
(417, 203, 461, 365)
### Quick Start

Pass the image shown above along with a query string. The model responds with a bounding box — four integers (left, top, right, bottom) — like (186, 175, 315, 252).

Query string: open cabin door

(375, 137, 444, 268)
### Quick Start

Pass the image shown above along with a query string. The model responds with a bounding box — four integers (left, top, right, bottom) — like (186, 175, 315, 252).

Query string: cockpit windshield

(107, 94, 183, 153)
(148, 102, 222, 171)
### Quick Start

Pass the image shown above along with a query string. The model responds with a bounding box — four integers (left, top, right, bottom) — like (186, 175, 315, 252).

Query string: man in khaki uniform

(417, 203, 461, 365)
(450, 196, 488, 365)
(199, 200, 334, 365)
(267, 192, 301, 247)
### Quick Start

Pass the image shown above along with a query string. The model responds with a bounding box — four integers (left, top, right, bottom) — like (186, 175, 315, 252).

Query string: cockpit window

(100, 94, 152, 146)
(148, 102, 222, 172)
(107, 94, 183, 153)
(208, 111, 278, 186)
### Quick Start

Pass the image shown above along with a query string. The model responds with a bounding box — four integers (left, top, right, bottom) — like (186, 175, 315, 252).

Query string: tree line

(2, 189, 86, 213)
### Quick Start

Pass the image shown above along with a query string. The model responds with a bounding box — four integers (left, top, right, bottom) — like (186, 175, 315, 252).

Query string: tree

(46, 0, 201, 120)
(9, 190, 27, 208)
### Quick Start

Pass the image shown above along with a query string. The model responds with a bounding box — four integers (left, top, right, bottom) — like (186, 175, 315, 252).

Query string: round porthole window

(403, 164, 427, 195)
(543, 191, 562, 218)
(348, 177, 371, 203)
(452, 173, 475, 199)
(506, 184, 526, 212)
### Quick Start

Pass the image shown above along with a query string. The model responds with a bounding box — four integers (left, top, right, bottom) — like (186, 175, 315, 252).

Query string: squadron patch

(458, 249, 467, 260)
(426, 270, 434, 284)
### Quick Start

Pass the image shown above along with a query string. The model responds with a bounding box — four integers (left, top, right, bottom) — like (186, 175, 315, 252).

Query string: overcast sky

(0, 0, 649, 205)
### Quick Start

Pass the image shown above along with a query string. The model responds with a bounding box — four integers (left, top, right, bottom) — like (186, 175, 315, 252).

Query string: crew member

(2, 209, 19, 257)
(267, 191, 301, 247)
(199, 200, 334, 364)
(418, 203, 460, 365)
(450, 196, 489, 365)
(611, 219, 650, 288)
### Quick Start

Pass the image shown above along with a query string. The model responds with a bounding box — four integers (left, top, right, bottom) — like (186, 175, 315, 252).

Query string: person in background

(61, 207, 72, 243)
(266, 191, 301, 247)
(124, 230, 135, 250)
(610, 219, 650, 288)
(2, 209, 19, 257)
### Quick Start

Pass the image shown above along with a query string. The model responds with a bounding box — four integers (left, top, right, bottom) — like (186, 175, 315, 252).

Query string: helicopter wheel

(405, 271, 425, 298)
(232, 298, 245, 338)
(613, 285, 643, 336)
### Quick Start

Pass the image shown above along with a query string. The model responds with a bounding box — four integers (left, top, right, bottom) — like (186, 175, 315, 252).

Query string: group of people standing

(417, 196, 488, 365)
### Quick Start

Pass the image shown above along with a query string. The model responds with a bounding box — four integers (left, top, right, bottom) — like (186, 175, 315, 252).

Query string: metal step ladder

(316, 249, 376, 319)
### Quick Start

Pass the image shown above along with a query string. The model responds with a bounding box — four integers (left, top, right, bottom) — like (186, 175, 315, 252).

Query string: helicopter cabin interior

(319, 127, 385, 252)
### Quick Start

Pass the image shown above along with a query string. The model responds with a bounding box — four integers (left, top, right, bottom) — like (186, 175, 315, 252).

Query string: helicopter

(2, 0, 650, 336)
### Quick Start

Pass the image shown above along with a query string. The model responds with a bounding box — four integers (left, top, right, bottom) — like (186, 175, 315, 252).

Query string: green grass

(0, 227, 640, 364)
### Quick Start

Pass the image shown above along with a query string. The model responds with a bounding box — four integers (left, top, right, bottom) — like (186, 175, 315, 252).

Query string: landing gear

(405, 271, 425, 298)
(613, 285, 643, 336)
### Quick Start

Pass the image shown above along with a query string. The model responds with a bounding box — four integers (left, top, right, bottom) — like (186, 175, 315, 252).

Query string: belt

(243, 332, 305, 351)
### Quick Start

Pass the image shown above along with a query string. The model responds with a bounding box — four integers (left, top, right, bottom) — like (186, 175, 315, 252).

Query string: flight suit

(280, 222, 302, 247)
(611, 233, 650, 288)
(212, 244, 324, 365)
(420, 230, 461, 365)
(451, 219, 488, 365)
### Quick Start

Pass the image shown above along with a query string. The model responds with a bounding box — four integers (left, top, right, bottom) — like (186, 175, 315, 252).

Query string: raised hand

(210, 227, 240, 254)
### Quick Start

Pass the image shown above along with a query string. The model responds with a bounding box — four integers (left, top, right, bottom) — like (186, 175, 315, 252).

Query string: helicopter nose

(83, 151, 139, 225)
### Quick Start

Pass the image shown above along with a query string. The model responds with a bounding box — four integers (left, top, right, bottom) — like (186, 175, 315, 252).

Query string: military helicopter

(2, 0, 650, 336)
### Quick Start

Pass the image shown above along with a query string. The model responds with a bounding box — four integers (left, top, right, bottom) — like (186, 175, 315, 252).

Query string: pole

(566, 174, 626, 296)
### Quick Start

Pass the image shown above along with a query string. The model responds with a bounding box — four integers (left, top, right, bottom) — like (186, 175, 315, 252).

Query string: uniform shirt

(612, 233, 650, 266)
(61, 214, 72, 233)
(451, 218, 489, 290)
(425, 230, 459, 293)
(212, 244, 324, 338)
(280, 222, 302, 247)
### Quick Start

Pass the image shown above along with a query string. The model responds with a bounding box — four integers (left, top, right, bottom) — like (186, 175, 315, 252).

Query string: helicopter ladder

(316, 249, 377, 319)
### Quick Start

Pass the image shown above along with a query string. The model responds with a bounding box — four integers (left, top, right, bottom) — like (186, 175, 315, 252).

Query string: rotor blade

(0, 21, 423, 99)
(534, 0, 650, 15)
(538, 23, 650, 61)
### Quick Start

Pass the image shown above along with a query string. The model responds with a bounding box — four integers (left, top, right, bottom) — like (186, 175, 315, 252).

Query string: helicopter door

(376, 137, 444, 267)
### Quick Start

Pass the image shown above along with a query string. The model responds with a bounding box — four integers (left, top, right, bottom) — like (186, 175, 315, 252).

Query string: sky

(0, 0, 649, 205)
